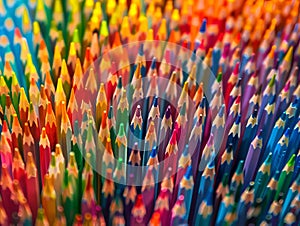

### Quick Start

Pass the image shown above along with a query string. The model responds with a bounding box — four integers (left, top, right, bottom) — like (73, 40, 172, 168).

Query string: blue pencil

(284, 98, 299, 131)
(281, 194, 300, 226)
(259, 171, 280, 223)
(193, 159, 215, 225)
(188, 114, 204, 179)
(263, 112, 287, 164)
(175, 145, 191, 196)
(287, 117, 300, 159)
(271, 127, 291, 175)
(274, 81, 291, 121)
(177, 165, 194, 222)
(216, 143, 233, 186)
(215, 189, 234, 226)
(280, 174, 300, 222)
(265, 199, 283, 226)
(211, 104, 225, 153)
(292, 150, 300, 181)
(230, 160, 244, 202)
(258, 74, 276, 121)
(146, 146, 159, 201)
(257, 95, 276, 146)
(226, 114, 241, 159)
(238, 106, 258, 161)
(237, 182, 254, 225)
(254, 153, 272, 199)
(194, 188, 214, 225)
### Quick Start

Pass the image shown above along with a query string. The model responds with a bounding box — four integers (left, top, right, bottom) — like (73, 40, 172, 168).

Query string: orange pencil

(41, 174, 57, 225)
(96, 83, 108, 130)
(52, 45, 62, 83)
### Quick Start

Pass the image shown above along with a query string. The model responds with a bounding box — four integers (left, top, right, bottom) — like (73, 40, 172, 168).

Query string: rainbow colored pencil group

(0, 0, 299, 225)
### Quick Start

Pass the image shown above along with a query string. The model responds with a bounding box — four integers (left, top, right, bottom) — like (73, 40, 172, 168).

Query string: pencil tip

(150, 57, 156, 70)
(200, 18, 207, 33)
(150, 146, 157, 158)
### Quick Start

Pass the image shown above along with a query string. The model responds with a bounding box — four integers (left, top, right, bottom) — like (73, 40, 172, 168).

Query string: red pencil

(39, 85, 48, 128)
(19, 88, 29, 128)
(0, 195, 8, 225)
(106, 61, 118, 104)
(1, 119, 12, 149)
(27, 102, 40, 145)
(96, 83, 108, 130)
(0, 133, 13, 173)
(67, 87, 79, 129)
(23, 122, 36, 162)
(11, 114, 23, 153)
(39, 127, 51, 185)
(45, 102, 57, 150)
(131, 194, 146, 225)
(13, 148, 26, 195)
(25, 151, 40, 223)
(5, 94, 16, 127)
(1, 164, 17, 223)
(83, 47, 94, 73)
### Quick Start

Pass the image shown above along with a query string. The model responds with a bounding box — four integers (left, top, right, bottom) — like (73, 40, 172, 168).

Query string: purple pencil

(243, 130, 263, 189)
(259, 45, 275, 87)
(171, 195, 187, 225)
(142, 166, 155, 224)
(287, 66, 298, 100)
(158, 106, 173, 162)
(131, 194, 146, 226)
(219, 96, 240, 156)
(81, 173, 97, 217)
(154, 188, 171, 226)
(242, 53, 255, 87)
(158, 167, 174, 224)
(189, 114, 204, 179)
(242, 72, 259, 123)
(123, 174, 137, 225)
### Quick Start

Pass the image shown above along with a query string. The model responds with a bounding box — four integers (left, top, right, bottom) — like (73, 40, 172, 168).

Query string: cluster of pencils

(0, 0, 300, 225)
